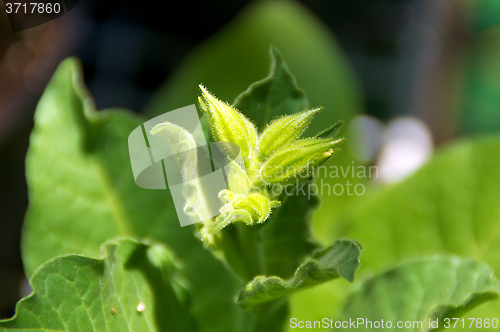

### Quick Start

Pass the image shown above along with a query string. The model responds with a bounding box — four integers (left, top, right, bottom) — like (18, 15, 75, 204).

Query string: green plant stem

(213, 223, 263, 282)
(251, 299, 289, 332)
(238, 224, 263, 280)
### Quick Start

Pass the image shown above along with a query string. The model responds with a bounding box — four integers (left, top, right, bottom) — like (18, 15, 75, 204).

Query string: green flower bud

(226, 159, 250, 196)
(260, 138, 343, 183)
(216, 191, 279, 228)
(259, 108, 320, 158)
(153, 84, 346, 241)
(218, 159, 281, 224)
(198, 85, 257, 159)
(203, 209, 253, 236)
(240, 193, 280, 223)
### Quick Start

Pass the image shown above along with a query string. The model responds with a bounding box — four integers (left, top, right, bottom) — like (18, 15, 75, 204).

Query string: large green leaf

(21, 58, 244, 332)
(334, 135, 500, 279)
(0, 239, 197, 332)
(339, 256, 500, 331)
(326, 135, 500, 327)
(286, 136, 500, 330)
(233, 46, 308, 131)
(24, 58, 141, 273)
(237, 239, 361, 310)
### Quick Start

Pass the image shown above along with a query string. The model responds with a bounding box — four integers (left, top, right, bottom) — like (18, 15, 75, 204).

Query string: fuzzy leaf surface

(339, 256, 500, 331)
(329, 135, 500, 324)
(21, 57, 243, 332)
(0, 239, 196, 332)
(234, 46, 308, 131)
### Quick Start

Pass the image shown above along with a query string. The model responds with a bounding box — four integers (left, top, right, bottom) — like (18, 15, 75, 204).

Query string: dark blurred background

(1, 0, 499, 319)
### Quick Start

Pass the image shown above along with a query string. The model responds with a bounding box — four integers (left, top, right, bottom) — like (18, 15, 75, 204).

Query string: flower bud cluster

(198, 85, 344, 238)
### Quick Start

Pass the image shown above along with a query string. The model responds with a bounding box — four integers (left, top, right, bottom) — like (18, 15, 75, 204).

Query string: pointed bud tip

(199, 84, 208, 93)
(199, 84, 218, 102)
(333, 137, 346, 144)
(323, 149, 334, 157)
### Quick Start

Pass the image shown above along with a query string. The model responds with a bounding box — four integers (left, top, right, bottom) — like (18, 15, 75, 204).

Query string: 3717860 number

(5, 2, 61, 14)
(443, 318, 498, 329)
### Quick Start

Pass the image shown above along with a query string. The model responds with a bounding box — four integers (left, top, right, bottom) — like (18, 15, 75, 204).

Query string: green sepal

(198, 85, 257, 160)
(226, 158, 250, 195)
(259, 108, 320, 158)
(260, 138, 344, 183)
(315, 119, 344, 139)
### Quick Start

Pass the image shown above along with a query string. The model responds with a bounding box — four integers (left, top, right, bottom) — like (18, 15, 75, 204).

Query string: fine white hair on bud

(259, 108, 321, 158)
(154, 84, 344, 243)
(198, 85, 257, 160)
(260, 138, 343, 184)
(197, 87, 343, 240)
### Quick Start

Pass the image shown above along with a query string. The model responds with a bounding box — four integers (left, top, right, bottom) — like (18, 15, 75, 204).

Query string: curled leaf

(150, 122, 198, 181)
(150, 122, 211, 222)
(240, 193, 279, 224)
(237, 239, 362, 310)
(217, 190, 279, 227)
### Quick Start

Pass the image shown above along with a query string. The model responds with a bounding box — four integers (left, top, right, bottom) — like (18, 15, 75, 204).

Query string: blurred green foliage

(460, 0, 500, 134)
(290, 135, 500, 331)
(339, 256, 500, 330)
(144, 0, 361, 136)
